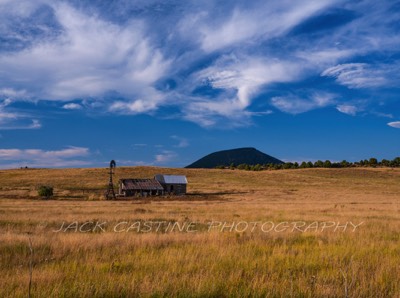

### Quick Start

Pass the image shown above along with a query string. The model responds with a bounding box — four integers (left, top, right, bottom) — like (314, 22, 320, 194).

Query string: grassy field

(1, 167, 400, 297)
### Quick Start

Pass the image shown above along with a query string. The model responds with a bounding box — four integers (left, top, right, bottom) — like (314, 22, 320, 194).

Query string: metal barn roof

(154, 174, 188, 184)
(120, 179, 164, 191)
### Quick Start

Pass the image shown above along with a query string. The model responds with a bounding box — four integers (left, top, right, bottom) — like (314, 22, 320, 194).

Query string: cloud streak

(154, 151, 177, 164)
(0, 99, 42, 130)
(0, 146, 90, 169)
(321, 63, 390, 88)
(271, 93, 335, 114)
(171, 135, 189, 148)
(185, 0, 337, 53)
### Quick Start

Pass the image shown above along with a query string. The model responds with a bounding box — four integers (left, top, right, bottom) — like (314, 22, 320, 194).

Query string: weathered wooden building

(118, 178, 164, 197)
(154, 174, 188, 195)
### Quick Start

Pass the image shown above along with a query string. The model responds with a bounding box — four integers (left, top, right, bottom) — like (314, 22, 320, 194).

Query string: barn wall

(165, 183, 186, 195)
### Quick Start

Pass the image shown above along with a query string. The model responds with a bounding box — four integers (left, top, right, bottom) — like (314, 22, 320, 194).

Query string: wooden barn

(154, 174, 188, 195)
(118, 178, 164, 197)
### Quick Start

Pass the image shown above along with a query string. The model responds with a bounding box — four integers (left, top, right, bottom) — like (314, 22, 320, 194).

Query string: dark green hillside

(185, 147, 283, 168)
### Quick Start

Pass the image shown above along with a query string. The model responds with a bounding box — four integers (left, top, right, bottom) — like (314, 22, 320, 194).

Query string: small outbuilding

(119, 178, 164, 197)
(154, 174, 188, 195)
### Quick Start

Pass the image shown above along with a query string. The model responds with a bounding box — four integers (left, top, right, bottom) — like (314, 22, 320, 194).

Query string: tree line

(215, 157, 400, 171)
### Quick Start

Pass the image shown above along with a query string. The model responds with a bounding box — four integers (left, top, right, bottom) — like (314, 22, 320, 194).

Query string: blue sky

(0, 0, 399, 168)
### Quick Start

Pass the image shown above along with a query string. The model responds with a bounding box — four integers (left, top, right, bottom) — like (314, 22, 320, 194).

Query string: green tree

(300, 161, 308, 168)
(237, 164, 246, 170)
(253, 164, 262, 171)
(314, 160, 324, 168)
(283, 162, 294, 169)
(340, 160, 350, 168)
(369, 158, 378, 167)
(381, 159, 390, 167)
(392, 157, 400, 167)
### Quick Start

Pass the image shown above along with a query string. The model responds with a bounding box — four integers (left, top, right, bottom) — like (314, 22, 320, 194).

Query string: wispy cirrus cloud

(0, 146, 90, 169)
(0, 0, 399, 129)
(182, 0, 337, 53)
(181, 55, 303, 126)
(171, 135, 189, 148)
(271, 93, 336, 114)
(321, 63, 391, 88)
(0, 1, 170, 106)
(0, 99, 42, 130)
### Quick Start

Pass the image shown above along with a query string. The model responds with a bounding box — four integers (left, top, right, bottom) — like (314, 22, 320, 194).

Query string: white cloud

(296, 49, 354, 66)
(63, 103, 82, 110)
(387, 121, 400, 129)
(371, 111, 393, 119)
(205, 56, 300, 106)
(0, 0, 47, 18)
(186, 0, 337, 52)
(0, 146, 90, 168)
(0, 146, 89, 160)
(181, 55, 302, 126)
(171, 135, 189, 148)
(0, 2, 170, 105)
(321, 63, 388, 88)
(0, 110, 18, 122)
(271, 93, 335, 114)
(0, 88, 28, 98)
(28, 119, 42, 129)
(109, 93, 161, 114)
(0, 118, 42, 130)
(0, 99, 42, 130)
(336, 105, 358, 116)
(155, 151, 176, 163)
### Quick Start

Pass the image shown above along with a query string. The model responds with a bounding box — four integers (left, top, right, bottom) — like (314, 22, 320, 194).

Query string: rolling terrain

(1, 167, 400, 297)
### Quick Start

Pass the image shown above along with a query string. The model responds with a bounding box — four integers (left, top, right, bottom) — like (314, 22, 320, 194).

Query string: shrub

(37, 185, 53, 199)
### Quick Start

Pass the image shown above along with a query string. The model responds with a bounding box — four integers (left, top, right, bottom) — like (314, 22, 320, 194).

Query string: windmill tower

(105, 160, 116, 200)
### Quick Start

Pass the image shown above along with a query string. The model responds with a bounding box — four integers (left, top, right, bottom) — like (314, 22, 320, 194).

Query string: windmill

(105, 160, 116, 200)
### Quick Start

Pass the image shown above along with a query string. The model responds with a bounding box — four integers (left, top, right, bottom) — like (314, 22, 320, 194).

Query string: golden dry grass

(1, 167, 400, 297)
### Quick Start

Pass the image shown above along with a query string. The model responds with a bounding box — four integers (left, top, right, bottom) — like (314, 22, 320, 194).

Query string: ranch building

(118, 178, 164, 197)
(154, 174, 187, 195)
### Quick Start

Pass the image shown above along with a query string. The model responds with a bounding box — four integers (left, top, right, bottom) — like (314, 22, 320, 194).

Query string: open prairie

(1, 167, 400, 297)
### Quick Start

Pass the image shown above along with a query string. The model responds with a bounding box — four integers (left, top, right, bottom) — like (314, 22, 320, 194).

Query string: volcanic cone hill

(185, 147, 283, 168)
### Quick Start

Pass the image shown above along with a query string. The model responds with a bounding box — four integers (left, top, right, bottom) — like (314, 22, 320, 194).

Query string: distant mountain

(185, 147, 283, 168)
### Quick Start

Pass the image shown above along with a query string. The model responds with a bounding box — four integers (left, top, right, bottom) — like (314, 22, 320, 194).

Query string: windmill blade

(110, 160, 116, 168)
